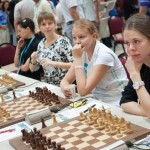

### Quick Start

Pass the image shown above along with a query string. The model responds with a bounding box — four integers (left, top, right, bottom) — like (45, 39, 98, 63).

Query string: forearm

(14, 47, 20, 67)
(50, 61, 72, 70)
(20, 58, 30, 72)
(74, 60, 90, 96)
(121, 102, 146, 116)
(130, 73, 150, 119)
(69, 7, 80, 21)
(29, 57, 39, 72)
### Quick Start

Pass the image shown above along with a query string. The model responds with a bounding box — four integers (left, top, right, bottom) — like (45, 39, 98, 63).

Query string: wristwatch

(133, 81, 145, 90)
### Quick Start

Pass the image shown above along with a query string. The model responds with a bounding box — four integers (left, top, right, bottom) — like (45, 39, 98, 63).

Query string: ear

(93, 32, 97, 39)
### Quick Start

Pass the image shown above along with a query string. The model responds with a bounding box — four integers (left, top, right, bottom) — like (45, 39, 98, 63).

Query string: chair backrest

(0, 43, 16, 67)
(118, 52, 130, 79)
(108, 17, 124, 35)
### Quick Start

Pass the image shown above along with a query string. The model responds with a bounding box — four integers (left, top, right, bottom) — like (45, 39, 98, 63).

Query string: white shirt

(82, 41, 128, 102)
(82, 0, 96, 21)
(59, 0, 85, 23)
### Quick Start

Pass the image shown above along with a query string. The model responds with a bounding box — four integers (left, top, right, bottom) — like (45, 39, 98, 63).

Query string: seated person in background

(30, 12, 73, 86)
(14, 18, 43, 80)
(120, 14, 150, 119)
(139, 0, 150, 16)
(60, 19, 128, 102)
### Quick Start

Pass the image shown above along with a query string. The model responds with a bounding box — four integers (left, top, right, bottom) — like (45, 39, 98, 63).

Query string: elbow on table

(78, 90, 89, 97)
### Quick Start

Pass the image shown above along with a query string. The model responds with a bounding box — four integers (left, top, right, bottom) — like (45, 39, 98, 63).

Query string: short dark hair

(18, 18, 35, 33)
(124, 13, 150, 39)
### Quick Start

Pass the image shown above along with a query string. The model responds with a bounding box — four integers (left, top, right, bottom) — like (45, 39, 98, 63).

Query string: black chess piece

(13, 90, 17, 99)
(41, 117, 47, 128)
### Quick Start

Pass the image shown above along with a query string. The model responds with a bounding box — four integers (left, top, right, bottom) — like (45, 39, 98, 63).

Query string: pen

(0, 128, 15, 134)
(83, 104, 96, 113)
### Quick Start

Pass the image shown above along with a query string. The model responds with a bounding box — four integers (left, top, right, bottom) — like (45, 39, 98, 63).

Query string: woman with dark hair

(0, 0, 10, 44)
(120, 14, 150, 119)
(14, 18, 43, 80)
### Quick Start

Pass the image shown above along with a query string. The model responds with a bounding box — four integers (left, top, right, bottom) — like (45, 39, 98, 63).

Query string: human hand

(40, 58, 55, 68)
(31, 51, 37, 63)
(17, 38, 24, 50)
(125, 56, 143, 78)
(63, 88, 73, 99)
(72, 43, 84, 60)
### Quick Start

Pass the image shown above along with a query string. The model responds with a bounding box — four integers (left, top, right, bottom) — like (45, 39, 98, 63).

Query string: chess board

(0, 74, 25, 88)
(0, 96, 68, 129)
(9, 116, 150, 150)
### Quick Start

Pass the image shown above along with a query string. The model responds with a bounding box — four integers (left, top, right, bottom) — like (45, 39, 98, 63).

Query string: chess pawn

(105, 121, 110, 132)
(110, 124, 117, 135)
(0, 114, 4, 123)
(87, 116, 94, 125)
(116, 127, 123, 138)
(41, 117, 47, 128)
(0, 94, 5, 103)
(126, 121, 133, 134)
(52, 113, 58, 125)
(94, 119, 99, 128)
(114, 115, 119, 126)
(79, 112, 85, 121)
(13, 90, 17, 100)
(92, 108, 98, 117)
(88, 107, 93, 116)
(120, 117, 126, 131)
(97, 118, 105, 130)
(6, 113, 12, 120)
(107, 110, 113, 123)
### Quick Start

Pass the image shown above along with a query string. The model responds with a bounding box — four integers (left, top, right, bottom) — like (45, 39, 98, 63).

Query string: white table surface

(0, 69, 150, 150)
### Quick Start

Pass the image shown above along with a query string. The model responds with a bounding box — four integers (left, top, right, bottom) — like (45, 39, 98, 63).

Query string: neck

(87, 41, 96, 60)
(46, 33, 59, 43)
(27, 32, 34, 39)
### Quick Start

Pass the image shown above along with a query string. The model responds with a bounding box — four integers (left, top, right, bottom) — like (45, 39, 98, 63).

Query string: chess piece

(13, 90, 17, 99)
(116, 127, 123, 138)
(52, 113, 58, 125)
(126, 121, 133, 134)
(105, 121, 110, 132)
(79, 112, 85, 121)
(110, 124, 117, 135)
(0, 94, 5, 103)
(41, 117, 47, 128)
(120, 117, 126, 131)
(97, 118, 105, 130)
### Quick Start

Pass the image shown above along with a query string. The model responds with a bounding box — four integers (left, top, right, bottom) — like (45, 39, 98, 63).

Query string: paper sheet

(0, 122, 32, 142)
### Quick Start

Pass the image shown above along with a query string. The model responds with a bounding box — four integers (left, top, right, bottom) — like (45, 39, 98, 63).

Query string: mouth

(131, 54, 140, 59)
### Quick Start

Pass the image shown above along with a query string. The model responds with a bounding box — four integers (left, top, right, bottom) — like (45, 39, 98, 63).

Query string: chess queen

(60, 19, 128, 102)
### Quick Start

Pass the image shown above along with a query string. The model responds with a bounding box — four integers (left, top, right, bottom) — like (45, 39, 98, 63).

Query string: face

(39, 19, 56, 36)
(4, 2, 9, 10)
(72, 27, 96, 51)
(123, 29, 150, 63)
(17, 25, 29, 39)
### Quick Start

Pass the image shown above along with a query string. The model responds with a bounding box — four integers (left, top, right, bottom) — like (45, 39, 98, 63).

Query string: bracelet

(30, 56, 37, 65)
(75, 65, 83, 69)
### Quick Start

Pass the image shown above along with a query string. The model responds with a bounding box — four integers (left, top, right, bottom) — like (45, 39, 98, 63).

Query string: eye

(133, 39, 140, 45)
(79, 35, 86, 39)
(125, 41, 129, 46)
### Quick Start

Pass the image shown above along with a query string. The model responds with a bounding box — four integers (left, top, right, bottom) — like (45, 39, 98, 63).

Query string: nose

(74, 38, 81, 45)
(127, 43, 136, 51)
